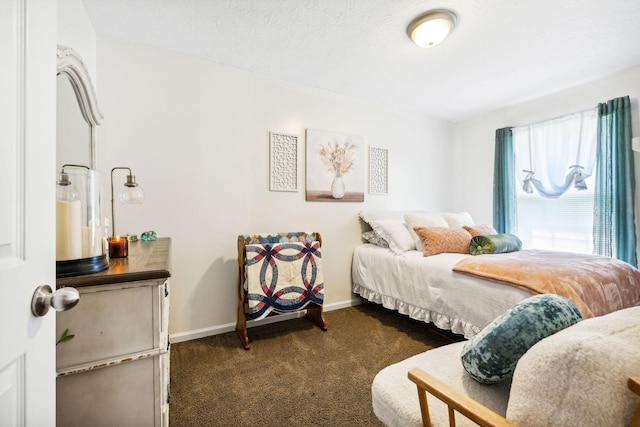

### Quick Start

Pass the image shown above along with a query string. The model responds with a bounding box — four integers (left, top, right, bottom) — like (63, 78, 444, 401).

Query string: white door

(0, 1, 57, 426)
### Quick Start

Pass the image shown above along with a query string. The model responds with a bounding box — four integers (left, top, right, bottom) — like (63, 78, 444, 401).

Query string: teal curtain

(593, 96, 637, 266)
(493, 127, 516, 234)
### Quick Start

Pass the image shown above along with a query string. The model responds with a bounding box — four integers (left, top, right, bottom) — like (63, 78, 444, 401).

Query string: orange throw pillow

(414, 226, 472, 256)
(463, 224, 498, 237)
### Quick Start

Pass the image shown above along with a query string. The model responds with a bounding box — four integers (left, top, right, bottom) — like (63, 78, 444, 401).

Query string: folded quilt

(470, 233, 522, 255)
(244, 241, 324, 320)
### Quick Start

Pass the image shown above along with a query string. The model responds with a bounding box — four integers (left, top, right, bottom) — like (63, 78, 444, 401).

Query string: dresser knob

(31, 285, 80, 317)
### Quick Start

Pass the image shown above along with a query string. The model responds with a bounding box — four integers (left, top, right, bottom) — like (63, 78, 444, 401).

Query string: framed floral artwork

(305, 129, 365, 202)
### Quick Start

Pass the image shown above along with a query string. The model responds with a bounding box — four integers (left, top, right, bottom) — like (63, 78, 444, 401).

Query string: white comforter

(351, 244, 532, 338)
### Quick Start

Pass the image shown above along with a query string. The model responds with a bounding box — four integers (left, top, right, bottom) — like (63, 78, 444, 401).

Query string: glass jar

(56, 165, 108, 277)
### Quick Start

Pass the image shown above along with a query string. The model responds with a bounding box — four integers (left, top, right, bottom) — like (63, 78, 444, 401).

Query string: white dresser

(56, 238, 171, 427)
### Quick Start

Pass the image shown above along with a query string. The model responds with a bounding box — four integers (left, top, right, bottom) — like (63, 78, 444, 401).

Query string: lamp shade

(56, 172, 79, 202)
(118, 183, 145, 204)
(408, 9, 457, 48)
(110, 167, 144, 239)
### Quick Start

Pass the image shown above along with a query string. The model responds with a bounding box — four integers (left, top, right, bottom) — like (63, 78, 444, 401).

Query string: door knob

(31, 285, 80, 317)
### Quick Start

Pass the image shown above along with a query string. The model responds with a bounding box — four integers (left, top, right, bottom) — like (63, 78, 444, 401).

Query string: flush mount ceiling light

(407, 9, 457, 48)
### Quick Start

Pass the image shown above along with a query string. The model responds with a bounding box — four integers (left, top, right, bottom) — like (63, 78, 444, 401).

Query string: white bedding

(351, 244, 532, 338)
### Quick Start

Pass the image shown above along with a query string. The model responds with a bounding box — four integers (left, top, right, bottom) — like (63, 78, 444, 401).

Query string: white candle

(81, 226, 103, 258)
(56, 199, 82, 260)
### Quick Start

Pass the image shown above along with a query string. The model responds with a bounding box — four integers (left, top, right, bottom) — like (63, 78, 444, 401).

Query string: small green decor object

(141, 231, 157, 241)
(57, 328, 75, 345)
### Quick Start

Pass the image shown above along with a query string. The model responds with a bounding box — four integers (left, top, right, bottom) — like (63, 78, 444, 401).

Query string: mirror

(57, 74, 90, 169)
(55, 46, 109, 277)
(56, 45, 103, 170)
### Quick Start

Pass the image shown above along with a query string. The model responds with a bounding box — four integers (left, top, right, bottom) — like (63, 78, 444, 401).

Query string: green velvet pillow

(460, 294, 582, 384)
(469, 233, 522, 255)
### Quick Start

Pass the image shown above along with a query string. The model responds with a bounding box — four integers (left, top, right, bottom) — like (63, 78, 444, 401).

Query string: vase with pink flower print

(319, 139, 356, 200)
(331, 175, 345, 199)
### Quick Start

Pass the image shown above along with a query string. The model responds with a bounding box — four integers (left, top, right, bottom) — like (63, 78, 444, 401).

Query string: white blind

(516, 179, 594, 253)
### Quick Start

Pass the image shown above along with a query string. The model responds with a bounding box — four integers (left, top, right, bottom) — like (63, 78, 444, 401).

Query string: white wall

(95, 37, 455, 339)
(57, 0, 97, 80)
(451, 66, 640, 228)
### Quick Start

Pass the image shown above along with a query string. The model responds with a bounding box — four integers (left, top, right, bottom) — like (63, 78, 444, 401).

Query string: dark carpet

(169, 303, 460, 426)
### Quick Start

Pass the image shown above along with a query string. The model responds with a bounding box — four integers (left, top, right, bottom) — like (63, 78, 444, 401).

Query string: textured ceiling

(82, 0, 640, 123)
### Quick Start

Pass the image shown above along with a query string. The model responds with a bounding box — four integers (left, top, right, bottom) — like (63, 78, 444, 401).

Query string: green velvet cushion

(460, 294, 582, 384)
(469, 233, 522, 255)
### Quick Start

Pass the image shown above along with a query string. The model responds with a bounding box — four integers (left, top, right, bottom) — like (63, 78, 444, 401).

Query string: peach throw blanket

(453, 249, 640, 318)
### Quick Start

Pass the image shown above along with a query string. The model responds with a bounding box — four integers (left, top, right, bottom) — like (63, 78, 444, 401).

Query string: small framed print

(269, 132, 298, 192)
(369, 146, 388, 194)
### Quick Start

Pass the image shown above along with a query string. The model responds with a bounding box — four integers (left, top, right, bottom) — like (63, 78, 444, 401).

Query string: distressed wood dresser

(55, 237, 171, 427)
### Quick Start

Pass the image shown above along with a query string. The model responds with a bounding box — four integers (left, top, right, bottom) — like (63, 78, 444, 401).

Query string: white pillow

(359, 210, 427, 253)
(359, 210, 415, 223)
(367, 219, 415, 253)
(404, 213, 450, 251)
(438, 212, 474, 228)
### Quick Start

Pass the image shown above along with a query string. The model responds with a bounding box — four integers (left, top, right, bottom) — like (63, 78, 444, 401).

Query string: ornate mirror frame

(56, 45, 103, 169)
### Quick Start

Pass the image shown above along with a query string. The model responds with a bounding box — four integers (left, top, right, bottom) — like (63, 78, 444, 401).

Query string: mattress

(351, 244, 532, 338)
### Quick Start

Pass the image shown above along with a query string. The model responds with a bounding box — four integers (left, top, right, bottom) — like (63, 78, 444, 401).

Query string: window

(512, 109, 597, 253)
(494, 96, 636, 265)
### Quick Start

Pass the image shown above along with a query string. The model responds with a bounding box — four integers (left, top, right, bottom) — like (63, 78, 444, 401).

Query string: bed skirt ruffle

(352, 282, 481, 338)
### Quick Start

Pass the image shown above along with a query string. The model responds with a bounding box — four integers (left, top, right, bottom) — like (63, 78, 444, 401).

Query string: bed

(352, 210, 640, 338)
(352, 244, 532, 338)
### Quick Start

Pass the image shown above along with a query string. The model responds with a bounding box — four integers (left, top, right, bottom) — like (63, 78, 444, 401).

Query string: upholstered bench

(372, 305, 640, 426)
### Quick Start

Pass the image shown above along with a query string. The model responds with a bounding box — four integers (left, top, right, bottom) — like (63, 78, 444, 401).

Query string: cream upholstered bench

(372, 306, 640, 426)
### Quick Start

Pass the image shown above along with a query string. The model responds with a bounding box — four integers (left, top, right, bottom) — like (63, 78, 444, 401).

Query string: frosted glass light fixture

(407, 9, 457, 48)
(117, 173, 145, 204)
(110, 166, 144, 258)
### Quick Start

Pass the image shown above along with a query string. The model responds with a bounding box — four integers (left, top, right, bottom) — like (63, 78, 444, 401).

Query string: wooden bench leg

(629, 378, 640, 427)
(306, 304, 328, 331)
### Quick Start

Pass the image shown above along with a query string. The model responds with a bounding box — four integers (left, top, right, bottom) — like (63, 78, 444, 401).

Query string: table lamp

(109, 166, 144, 258)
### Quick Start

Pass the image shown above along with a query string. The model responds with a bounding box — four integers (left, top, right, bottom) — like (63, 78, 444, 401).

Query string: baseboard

(169, 297, 362, 344)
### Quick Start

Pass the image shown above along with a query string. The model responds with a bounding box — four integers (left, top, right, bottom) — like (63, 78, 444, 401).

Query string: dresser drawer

(56, 279, 169, 371)
(57, 353, 169, 427)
